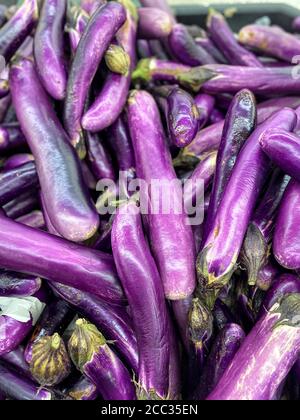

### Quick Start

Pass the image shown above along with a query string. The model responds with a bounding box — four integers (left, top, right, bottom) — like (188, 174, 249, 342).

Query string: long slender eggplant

(0, 347, 32, 379)
(0, 270, 41, 297)
(138, 7, 172, 39)
(69, 319, 136, 400)
(0, 0, 38, 61)
(3, 190, 39, 220)
(81, 0, 106, 15)
(148, 39, 169, 60)
(64, 2, 126, 155)
(194, 93, 215, 130)
(16, 210, 45, 230)
(10, 58, 99, 243)
(3, 153, 34, 171)
(0, 123, 26, 153)
(207, 10, 262, 67)
(197, 109, 296, 306)
(132, 58, 192, 85)
(0, 213, 125, 305)
(81, 0, 137, 133)
(34, 0, 67, 100)
(127, 90, 196, 300)
(51, 283, 139, 373)
(195, 36, 228, 64)
(241, 169, 290, 286)
(203, 89, 257, 245)
(112, 201, 170, 399)
(86, 132, 115, 182)
(207, 294, 300, 400)
(172, 296, 192, 352)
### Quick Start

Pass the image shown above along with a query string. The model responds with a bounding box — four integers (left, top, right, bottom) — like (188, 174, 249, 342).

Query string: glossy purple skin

(0, 316, 33, 356)
(10, 58, 99, 243)
(64, 2, 126, 151)
(208, 11, 262, 67)
(0, 0, 38, 61)
(127, 90, 196, 300)
(67, 375, 98, 401)
(137, 39, 152, 58)
(260, 129, 300, 183)
(132, 58, 191, 84)
(199, 65, 300, 95)
(112, 202, 170, 398)
(16, 210, 45, 230)
(3, 190, 39, 220)
(239, 24, 300, 63)
(259, 274, 300, 318)
(0, 123, 27, 153)
(183, 152, 216, 215)
(82, 3, 137, 133)
(34, 0, 67, 100)
(167, 87, 200, 148)
(172, 296, 192, 352)
(3, 154, 34, 171)
(0, 161, 38, 206)
(40, 191, 60, 237)
(148, 39, 168, 60)
(0, 270, 41, 297)
(213, 299, 237, 331)
(195, 324, 245, 400)
(274, 179, 300, 270)
(0, 362, 52, 400)
(86, 132, 115, 181)
(83, 344, 136, 401)
(138, 7, 172, 39)
(168, 24, 216, 66)
(194, 93, 215, 129)
(195, 37, 228, 64)
(292, 16, 300, 32)
(0, 347, 32, 379)
(140, 0, 174, 17)
(51, 283, 138, 373)
(198, 109, 297, 291)
(207, 295, 300, 400)
(204, 89, 257, 245)
(210, 108, 224, 125)
(182, 96, 300, 164)
(0, 214, 125, 305)
(257, 259, 281, 292)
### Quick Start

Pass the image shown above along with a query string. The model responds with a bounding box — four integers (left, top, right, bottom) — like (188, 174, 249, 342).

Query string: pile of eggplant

(0, 0, 299, 401)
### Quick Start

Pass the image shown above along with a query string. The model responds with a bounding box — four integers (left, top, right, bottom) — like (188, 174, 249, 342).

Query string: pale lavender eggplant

(0, 161, 38, 206)
(86, 132, 115, 181)
(0, 123, 27, 153)
(168, 24, 216, 66)
(3, 154, 34, 171)
(195, 324, 245, 400)
(0, 270, 41, 297)
(51, 282, 139, 373)
(34, 0, 67, 100)
(138, 7, 173, 39)
(203, 89, 257, 246)
(0, 362, 53, 400)
(67, 375, 98, 401)
(207, 10, 263, 67)
(194, 93, 215, 129)
(112, 201, 170, 399)
(127, 90, 196, 300)
(10, 58, 99, 243)
(64, 2, 126, 154)
(292, 16, 300, 32)
(132, 58, 191, 84)
(81, 0, 106, 15)
(207, 294, 300, 400)
(0, 347, 32, 379)
(0, 214, 125, 304)
(195, 37, 228, 64)
(17, 35, 33, 58)
(197, 109, 296, 300)
(274, 179, 300, 270)
(140, 0, 174, 17)
(239, 24, 300, 63)
(16, 210, 45, 230)
(81, 0, 137, 133)
(81, 161, 97, 191)
(0, 0, 38, 61)
(3, 190, 39, 220)
(40, 191, 60, 236)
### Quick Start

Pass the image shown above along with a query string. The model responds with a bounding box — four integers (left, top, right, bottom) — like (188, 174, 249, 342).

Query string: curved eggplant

(86, 132, 115, 182)
(0, 270, 41, 297)
(15, 210, 45, 230)
(194, 93, 215, 130)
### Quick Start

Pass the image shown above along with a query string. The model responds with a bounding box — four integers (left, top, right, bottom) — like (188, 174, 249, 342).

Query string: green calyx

(178, 67, 215, 92)
(132, 58, 153, 83)
(188, 298, 213, 344)
(105, 44, 131, 76)
(272, 294, 300, 329)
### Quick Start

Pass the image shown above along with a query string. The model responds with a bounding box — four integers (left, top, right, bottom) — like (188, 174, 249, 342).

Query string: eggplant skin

(10, 58, 99, 243)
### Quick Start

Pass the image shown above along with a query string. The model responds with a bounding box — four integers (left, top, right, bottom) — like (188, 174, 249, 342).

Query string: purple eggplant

(51, 283, 139, 373)
(0, 123, 27, 153)
(69, 319, 136, 400)
(203, 89, 257, 246)
(67, 375, 98, 401)
(239, 24, 300, 63)
(0, 161, 38, 206)
(207, 293, 300, 400)
(257, 258, 281, 292)
(207, 10, 262, 67)
(148, 39, 169, 60)
(0, 95, 11, 124)
(197, 108, 297, 306)
(0, 270, 41, 297)
(179, 64, 300, 95)
(210, 108, 224, 125)
(112, 201, 170, 399)
(168, 23, 216, 66)
(293, 16, 300, 32)
(3, 190, 39, 220)
(172, 296, 192, 352)
(34, 0, 67, 100)
(132, 57, 191, 84)
(140, 0, 174, 17)
(137, 39, 152, 59)
(10, 58, 99, 243)
(0, 213, 124, 305)
(0, 0, 38, 61)
(16, 210, 45, 230)
(3, 154, 34, 171)
(195, 37, 228, 64)
(86, 132, 115, 182)
(138, 7, 172, 39)
(195, 324, 245, 400)
(194, 93, 215, 129)
(0, 362, 53, 400)
(64, 2, 126, 155)
(260, 129, 300, 183)
(81, 0, 137, 133)
(274, 179, 300, 271)
(80, 0, 106, 15)
(0, 347, 32, 379)
(241, 168, 290, 286)
(127, 90, 196, 300)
